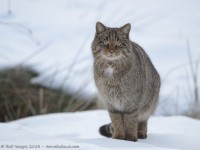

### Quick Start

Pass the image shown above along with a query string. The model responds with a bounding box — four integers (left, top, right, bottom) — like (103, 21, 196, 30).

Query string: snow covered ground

(0, 110, 200, 150)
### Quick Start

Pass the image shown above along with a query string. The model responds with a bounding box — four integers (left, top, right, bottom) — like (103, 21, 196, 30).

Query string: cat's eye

(103, 41, 108, 45)
(99, 41, 108, 47)
(117, 42, 122, 47)
(99, 41, 104, 46)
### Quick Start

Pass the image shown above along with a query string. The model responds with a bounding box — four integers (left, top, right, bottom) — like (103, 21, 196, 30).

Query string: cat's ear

(96, 22, 106, 33)
(120, 23, 131, 35)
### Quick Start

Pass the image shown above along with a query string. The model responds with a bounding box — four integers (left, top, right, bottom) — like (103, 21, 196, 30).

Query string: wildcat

(92, 22, 160, 141)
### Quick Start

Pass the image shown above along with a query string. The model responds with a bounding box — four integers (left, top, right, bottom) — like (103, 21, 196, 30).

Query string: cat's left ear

(120, 23, 131, 35)
(96, 22, 106, 33)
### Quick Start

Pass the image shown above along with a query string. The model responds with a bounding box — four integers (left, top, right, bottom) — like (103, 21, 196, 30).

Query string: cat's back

(130, 41, 160, 107)
(131, 41, 159, 79)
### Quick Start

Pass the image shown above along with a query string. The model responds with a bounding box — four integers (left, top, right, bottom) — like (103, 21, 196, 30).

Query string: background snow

(0, 0, 200, 115)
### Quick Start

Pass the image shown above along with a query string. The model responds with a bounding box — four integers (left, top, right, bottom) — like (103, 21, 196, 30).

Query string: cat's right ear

(120, 23, 131, 35)
(96, 22, 106, 33)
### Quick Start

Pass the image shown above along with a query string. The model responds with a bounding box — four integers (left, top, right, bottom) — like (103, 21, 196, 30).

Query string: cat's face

(92, 22, 131, 61)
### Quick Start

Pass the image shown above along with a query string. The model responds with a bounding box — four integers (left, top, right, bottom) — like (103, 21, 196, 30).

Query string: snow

(0, 110, 200, 150)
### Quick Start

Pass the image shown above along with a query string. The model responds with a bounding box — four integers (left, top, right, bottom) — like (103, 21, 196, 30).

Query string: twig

(135, 10, 173, 31)
(162, 60, 200, 84)
(175, 86, 180, 114)
(157, 86, 179, 115)
(39, 88, 44, 114)
(17, 41, 52, 66)
(0, 21, 40, 45)
(0, 87, 13, 120)
(7, 0, 12, 15)
(185, 68, 193, 103)
(186, 40, 199, 105)
(59, 33, 90, 89)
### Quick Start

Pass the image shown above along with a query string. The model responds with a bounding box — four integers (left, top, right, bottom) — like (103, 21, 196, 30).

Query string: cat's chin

(103, 55, 121, 61)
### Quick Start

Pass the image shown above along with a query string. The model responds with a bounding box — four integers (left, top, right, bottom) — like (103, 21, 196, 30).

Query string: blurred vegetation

(0, 67, 99, 122)
(158, 40, 200, 119)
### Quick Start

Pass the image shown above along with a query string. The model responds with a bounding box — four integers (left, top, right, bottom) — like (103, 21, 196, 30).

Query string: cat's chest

(104, 66, 116, 77)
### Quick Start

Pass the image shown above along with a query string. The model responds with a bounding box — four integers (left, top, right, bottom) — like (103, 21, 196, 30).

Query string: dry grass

(159, 40, 200, 119)
(0, 67, 98, 122)
(186, 40, 200, 119)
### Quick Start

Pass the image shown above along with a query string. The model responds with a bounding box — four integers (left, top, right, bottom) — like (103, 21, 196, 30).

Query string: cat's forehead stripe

(109, 31, 116, 40)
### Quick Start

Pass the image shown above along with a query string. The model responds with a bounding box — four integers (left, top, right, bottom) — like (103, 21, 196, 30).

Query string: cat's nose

(109, 49, 115, 54)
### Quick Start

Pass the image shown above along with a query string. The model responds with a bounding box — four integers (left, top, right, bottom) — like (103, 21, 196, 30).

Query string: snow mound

(0, 110, 200, 150)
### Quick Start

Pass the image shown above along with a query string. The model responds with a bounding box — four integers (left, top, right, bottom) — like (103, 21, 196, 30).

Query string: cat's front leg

(124, 112, 138, 142)
(138, 121, 147, 139)
(109, 111, 125, 140)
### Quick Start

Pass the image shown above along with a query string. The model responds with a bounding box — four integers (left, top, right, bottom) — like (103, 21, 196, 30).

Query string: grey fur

(92, 22, 160, 141)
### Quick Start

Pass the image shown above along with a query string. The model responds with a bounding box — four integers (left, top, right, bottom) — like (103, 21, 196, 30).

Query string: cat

(92, 22, 160, 141)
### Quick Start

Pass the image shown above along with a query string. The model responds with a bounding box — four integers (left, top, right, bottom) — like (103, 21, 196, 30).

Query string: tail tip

(99, 124, 112, 138)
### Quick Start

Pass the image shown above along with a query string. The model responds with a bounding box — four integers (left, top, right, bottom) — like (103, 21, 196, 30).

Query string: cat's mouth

(103, 53, 121, 60)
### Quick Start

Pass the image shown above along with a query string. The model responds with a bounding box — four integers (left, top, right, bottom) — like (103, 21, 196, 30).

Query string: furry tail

(99, 123, 113, 137)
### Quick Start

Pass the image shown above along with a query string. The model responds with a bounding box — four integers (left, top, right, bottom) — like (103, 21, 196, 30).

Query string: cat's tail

(99, 123, 113, 138)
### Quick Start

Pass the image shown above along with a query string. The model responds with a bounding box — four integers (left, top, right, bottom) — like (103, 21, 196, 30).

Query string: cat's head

(92, 22, 132, 61)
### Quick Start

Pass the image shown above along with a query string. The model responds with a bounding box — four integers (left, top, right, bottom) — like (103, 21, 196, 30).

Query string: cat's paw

(112, 133, 125, 140)
(137, 132, 147, 139)
(125, 134, 138, 142)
